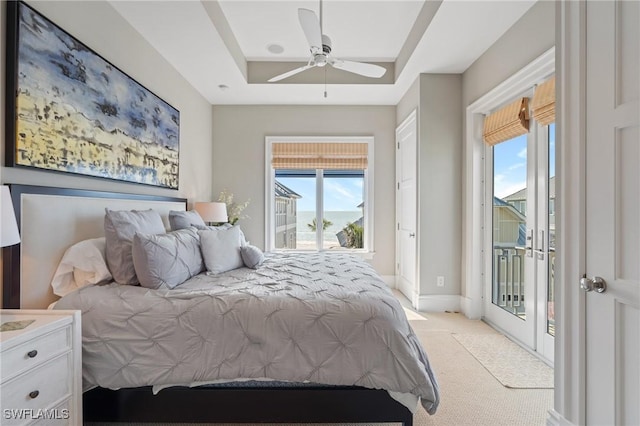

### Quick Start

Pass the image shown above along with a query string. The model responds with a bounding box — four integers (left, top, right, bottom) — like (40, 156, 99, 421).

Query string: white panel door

(585, 1, 640, 424)
(396, 110, 418, 304)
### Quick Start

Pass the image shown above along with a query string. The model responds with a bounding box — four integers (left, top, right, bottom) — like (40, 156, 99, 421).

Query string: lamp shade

(195, 202, 228, 223)
(1, 186, 21, 247)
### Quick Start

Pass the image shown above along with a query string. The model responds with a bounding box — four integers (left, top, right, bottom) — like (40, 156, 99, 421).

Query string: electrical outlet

(437, 276, 445, 287)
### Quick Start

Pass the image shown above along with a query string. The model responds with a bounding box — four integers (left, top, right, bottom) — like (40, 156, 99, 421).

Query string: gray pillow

(240, 245, 265, 269)
(198, 226, 244, 274)
(169, 210, 207, 231)
(104, 209, 165, 285)
(133, 227, 204, 289)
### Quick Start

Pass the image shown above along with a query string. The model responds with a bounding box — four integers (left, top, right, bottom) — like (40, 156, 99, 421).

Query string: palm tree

(307, 218, 333, 231)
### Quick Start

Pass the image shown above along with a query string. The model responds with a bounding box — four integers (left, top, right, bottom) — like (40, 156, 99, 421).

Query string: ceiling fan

(267, 5, 387, 83)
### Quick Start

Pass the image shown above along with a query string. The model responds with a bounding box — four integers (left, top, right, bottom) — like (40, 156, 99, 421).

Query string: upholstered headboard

(2, 185, 187, 309)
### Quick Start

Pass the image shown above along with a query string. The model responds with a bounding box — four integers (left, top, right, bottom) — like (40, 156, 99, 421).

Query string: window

(265, 137, 374, 253)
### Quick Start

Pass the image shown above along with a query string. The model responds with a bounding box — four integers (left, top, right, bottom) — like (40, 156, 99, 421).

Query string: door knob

(409, 233, 416, 238)
(580, 276, 606, 293)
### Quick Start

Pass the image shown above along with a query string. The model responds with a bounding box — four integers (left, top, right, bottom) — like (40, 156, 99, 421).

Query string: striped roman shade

(483, 97, 530, 146)
(272, 142, 368, 170)
(531, 76, 556, 126)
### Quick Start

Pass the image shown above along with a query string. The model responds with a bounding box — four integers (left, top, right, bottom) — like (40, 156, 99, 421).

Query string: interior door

(396, 110, 418, 305)
(585, 1, 639, 424)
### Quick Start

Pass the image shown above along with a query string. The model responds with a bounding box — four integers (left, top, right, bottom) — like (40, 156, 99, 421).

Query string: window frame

(265, 136, 375, 255)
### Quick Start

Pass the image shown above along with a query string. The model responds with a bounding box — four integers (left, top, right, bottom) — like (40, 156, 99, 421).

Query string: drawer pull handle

(27, 350, 38, 358)
(29, 390, 40, 399)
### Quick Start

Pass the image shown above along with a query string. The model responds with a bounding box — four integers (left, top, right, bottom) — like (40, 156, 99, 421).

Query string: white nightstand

(0, 310, 81, 425)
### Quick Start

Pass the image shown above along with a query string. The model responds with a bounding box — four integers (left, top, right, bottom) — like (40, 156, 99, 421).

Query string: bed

(2, 184, 439, 424)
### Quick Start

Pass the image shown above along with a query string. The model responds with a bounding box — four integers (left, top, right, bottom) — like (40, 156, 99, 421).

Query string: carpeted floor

(87, 293, 554, 426)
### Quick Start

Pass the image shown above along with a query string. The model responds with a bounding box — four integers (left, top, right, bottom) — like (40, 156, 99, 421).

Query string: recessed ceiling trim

(201, 0, 247, 79)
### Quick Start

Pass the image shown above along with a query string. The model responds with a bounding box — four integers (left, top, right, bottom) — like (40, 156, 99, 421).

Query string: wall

(395, 74, 463, 307)
(0, 1, 214, 200)
(418, 74, 463, 299)
(211, 105, 396, 276)
(396, 76, 419, 124)
(462, 1, 555, 107)
(460, 0, 555, 299)
(0, 1, 214, 298)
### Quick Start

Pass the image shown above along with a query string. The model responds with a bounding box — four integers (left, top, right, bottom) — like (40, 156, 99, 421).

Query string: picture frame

(5, 1, 180, 189)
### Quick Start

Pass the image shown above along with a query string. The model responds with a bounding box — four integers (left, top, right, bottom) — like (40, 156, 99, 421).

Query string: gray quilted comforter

(55, 252, 439, 414)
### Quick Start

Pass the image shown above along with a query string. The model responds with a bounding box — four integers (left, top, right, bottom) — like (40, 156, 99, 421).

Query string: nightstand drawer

(31, 399, 72, 425)
(1, 326, 71, 383)
(1, 352, 72, 421)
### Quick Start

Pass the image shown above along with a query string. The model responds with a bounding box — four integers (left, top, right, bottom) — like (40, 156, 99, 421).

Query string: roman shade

(483, 98, 530, 146)
(272, 142, 368, 170)
(531, 76, 556, 126)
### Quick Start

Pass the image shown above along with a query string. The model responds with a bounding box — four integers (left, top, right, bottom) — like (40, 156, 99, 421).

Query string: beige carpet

(451, 333, 554, 389)
(87, 299, 554, 426)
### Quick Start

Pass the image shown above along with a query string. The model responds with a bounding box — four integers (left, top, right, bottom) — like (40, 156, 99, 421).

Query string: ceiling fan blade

(298, 8, 323, 53)
(330, 59, 386, 78)
(268, 64, 314, 82)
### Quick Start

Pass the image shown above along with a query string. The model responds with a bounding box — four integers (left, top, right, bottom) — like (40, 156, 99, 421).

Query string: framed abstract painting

(5, 1, 180, 189)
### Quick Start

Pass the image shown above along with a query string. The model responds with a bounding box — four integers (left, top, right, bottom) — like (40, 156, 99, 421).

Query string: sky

(493, 123, 555, 199)
(277, 176, 363, 211)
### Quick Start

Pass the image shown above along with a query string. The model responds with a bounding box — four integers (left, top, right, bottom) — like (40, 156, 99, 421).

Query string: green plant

(343, 222, 363, 249)
(217, 189, 250, 225)
(307, 218, 333, 231)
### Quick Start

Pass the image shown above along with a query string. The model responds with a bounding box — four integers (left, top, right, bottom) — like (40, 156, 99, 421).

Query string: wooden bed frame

(2, 184, 414, 425)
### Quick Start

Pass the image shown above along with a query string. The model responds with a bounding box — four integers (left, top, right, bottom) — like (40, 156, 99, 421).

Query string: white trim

(462, 46, 555, 321)
(415, 295, 461, 313)
(264, 136, 375, 253)
(555, 1, 587, 424)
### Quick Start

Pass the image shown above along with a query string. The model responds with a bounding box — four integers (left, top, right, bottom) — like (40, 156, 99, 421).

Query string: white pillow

(198, 226, 244, 274)
(51, 238, 112, 297)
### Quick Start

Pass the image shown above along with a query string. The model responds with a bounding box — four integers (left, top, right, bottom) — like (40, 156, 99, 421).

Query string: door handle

(409, 233, 416, 238)
(580, 276, 606, 293)
(535, 230, 545, 260)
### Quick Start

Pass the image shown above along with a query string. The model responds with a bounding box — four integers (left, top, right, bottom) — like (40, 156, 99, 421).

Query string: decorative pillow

(209, 223, 249, 246)
(169, 210, 206, 231)
(132, 227, 203, 289)
(104, 208, 165, 285)
(240, 245, 265, 269)
(51, 237, 112, 297)
(198, 226, 244, 274)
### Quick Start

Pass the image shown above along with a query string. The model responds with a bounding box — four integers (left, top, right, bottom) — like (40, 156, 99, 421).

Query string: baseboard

(415, 295, 462, 312)
(460, 296, 482, 320)
(547, 409, 575, 426)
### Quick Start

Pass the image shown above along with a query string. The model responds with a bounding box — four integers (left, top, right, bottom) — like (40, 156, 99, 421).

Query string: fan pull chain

(324, 67, 327, 98)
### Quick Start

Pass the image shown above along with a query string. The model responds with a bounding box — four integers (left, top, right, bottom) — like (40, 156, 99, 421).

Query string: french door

(484, 120, 555, 364)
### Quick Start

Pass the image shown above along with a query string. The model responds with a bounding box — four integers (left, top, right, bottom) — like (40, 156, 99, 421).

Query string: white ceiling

(218, 1, 425, 61)
(110, 0, 536, 105)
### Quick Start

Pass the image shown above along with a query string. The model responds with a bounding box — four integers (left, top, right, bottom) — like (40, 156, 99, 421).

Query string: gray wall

(396, 76, 420, 124)
(0, 1, 214, 302)
(396, 74, 463, 300)
(418, 74, 463, 297)
(463, 1, 555, 107)
(460, 0, 555, 297)
(0, 1, 214, 201)
(211, 105, 397, 276)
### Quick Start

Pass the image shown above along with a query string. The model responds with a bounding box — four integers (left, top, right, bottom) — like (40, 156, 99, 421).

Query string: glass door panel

(547, 123, 556, 337)
(492, 134, 529, 319)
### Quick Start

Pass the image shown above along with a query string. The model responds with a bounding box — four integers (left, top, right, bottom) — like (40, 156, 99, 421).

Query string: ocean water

(296, 211, 363, 243)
